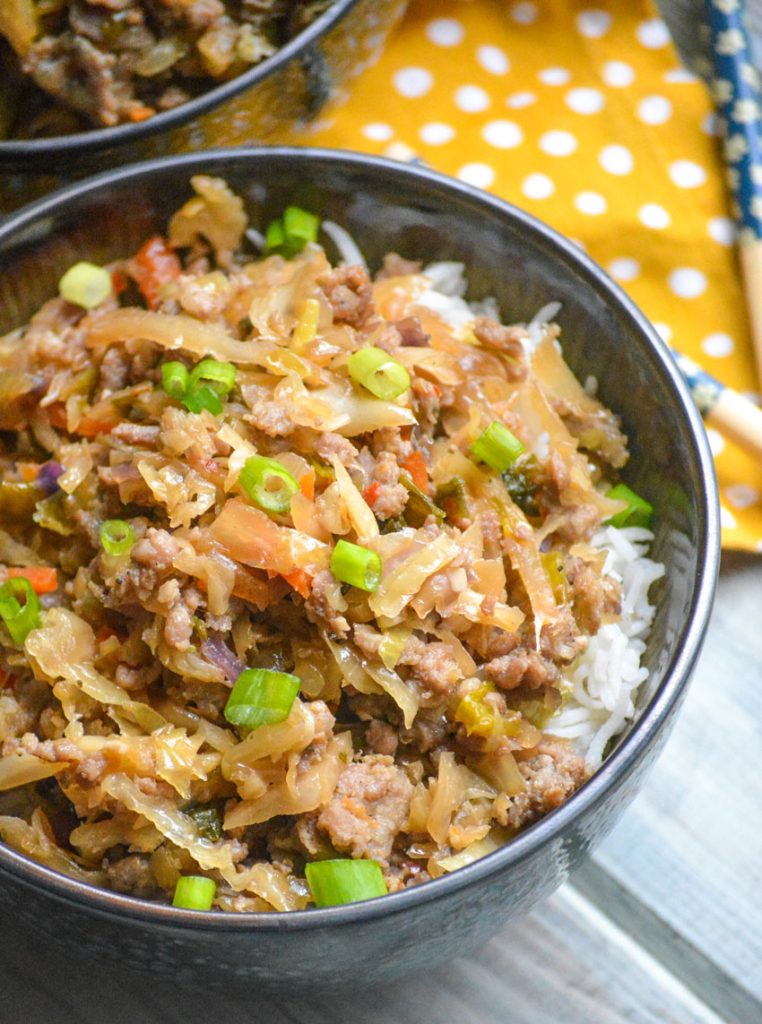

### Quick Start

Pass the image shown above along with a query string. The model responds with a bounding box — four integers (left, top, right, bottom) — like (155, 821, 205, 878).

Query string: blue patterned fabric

(706, 0, 762, 241)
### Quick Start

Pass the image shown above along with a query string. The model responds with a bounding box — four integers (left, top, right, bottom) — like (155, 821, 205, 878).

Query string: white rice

(549, 527, 665, 769)
(320, 220, 368, 269)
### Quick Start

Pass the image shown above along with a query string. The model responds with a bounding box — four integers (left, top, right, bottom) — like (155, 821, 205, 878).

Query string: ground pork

(365, 451, 407, 521)
(131, 528, 180, 573)
(540, 606, 586, 664)
(304, 570, 350, 637)
(314, 432, 358, 467)
(398, 636, 461, 695)
(105, 854, 157, 897)
(485, 648, 560, 691)
(396, 316, 430, 347)
(496, 739, 588, 831)
(366, 720, 399, 757)
(98, 347, 130, 392)
(411, 378, 440, 433)
(566, 556, 622, 634)
(317, 755, 412, 865)
(242, 393, 294, 437)
(399, 709, 451, 753)
(319, 265, 375, 330)
(16, 733, 109, 787)
(368, 427, 414, 461)
(24, 34, 135, 127)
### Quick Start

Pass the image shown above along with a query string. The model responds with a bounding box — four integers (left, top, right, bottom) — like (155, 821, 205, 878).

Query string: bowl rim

(0, 0, 364, 160)
(0, 146, 721, 932)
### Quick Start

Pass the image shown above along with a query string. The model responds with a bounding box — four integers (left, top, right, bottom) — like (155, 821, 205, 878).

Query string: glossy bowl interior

(0, 0, 406, 175)
(0, 149, 720, 991)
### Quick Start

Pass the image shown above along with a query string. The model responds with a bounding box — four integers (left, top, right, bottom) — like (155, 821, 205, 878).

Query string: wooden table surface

(0, 551, 759, 1024)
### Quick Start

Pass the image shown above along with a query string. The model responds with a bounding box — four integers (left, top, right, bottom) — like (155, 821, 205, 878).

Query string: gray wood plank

(589, 553, 762, 1020)
(0, 884, 722, 1024)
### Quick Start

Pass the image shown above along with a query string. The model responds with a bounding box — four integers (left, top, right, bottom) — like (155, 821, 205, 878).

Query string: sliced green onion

(99, 519, 135, 557)
(0, 578, 41, 645)
(330, 539, 382, 592)
(161, 361, 190, 400)
(283, 206, 320, 247)
(183, 383, 223, 416)
(223, 668, 301, 729)
(172, 875, 216, 910)
(264, 207, 320, 258)
(306, 859, 388, 907)
(239, 455, 298, 515)
(188, 358, 237, 396)
(347, 347, 411, 401)
(470, 421, 525, 473)
(264, 218, 286, 253)
(605, 483, 654, 529)
(58, 261, 113, 310)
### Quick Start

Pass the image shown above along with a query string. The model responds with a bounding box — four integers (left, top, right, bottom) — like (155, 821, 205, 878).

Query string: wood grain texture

(588, 553, 762, 1020)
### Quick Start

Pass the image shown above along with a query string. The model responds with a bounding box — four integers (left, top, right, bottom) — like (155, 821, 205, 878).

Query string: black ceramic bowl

(0, 148, 720, 991)
(0, 0, 406, 175)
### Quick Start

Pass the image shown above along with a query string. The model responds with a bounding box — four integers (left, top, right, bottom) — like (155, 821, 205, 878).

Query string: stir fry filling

(0, 177, 658, 911)
(0, 1, 334, 137)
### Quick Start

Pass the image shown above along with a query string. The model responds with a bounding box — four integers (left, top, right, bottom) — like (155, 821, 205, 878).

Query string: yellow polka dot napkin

(288, 0, 762, 551)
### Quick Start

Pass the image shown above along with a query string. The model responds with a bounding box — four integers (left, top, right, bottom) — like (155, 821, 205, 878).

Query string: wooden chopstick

(672, 348, 762, 461)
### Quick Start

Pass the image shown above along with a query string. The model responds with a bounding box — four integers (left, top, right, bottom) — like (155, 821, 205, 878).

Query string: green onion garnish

(182, 383, 224, 416)
(187, 358, 237, 396)
(284, 206, 320, 247)
(161, 361, 190, 400)
(264, 218, 286, 253)
(470, 421, 525, 472)
(0, 577, 41, 645)
(239, 455, 298, 515)
(99, 519, 135, 557)
(347, 347, 411, 401)
(264, 206, 320, 257)
(58, 261, 113, 310)
(305, 859, 388, 907)
(223, 668, 301, 729)
(605, 483, 654, 529)
(172, 875, 216, 910)
(330, 539, 382, 592)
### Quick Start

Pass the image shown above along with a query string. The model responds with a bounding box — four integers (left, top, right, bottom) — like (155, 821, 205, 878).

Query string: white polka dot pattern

(393, 67, 433, 98)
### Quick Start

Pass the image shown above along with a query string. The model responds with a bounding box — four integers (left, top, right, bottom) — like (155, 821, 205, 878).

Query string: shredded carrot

(298, 469, 315, 502)
(281, 568, 312, 599)
(17, 463, 40, 483)
(7, 567, 58, 594)
(128, 105, 155, 123)
(363, 481, 381, 506)
(75, 411, 120, 438)
(47, 403, 119, 437)
(401, 450, 429, 492)
(134, 236, 181, 309)
(111, 268, 129, 295)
